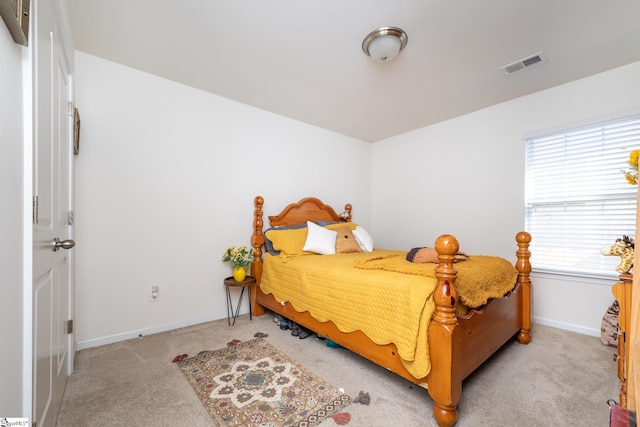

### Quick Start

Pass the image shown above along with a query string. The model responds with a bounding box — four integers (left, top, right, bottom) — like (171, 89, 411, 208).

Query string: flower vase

(233, 266, 247, 282)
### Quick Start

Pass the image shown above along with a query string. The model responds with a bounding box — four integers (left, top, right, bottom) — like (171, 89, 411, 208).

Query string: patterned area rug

(177, 338, 351, 426)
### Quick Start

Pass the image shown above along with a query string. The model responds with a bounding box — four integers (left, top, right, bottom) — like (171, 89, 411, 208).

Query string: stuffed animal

(601, 235, 635, 273)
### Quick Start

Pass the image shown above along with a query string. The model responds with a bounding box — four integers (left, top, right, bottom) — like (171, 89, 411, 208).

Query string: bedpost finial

(435, 234, 459, 255)
(255, 196, 264, 206)
(516, 231, 531, 244)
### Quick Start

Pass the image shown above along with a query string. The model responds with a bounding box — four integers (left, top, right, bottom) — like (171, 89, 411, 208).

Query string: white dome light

(362, 27, 408, 63)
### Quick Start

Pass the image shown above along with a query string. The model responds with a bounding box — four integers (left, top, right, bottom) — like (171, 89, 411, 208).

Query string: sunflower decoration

(222, 246, 254, 269)
(622, 149, 639, 185)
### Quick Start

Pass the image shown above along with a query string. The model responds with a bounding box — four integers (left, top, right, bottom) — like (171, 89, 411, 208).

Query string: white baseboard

(76, 310, 238, 351)
(533, 316, 600, 338)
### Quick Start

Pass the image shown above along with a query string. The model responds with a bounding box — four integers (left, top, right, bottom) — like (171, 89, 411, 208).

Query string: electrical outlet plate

(150, 285, 159, 302)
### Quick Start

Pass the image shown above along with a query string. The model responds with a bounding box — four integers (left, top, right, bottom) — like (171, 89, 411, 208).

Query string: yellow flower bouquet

(622, 149, 639, 185)
(222, 246, 254, 269)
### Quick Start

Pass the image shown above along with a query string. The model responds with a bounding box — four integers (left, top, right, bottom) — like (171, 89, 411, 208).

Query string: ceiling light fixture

(362, 27, 408, 63)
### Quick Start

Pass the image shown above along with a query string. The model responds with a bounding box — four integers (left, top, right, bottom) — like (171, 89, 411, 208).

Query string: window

(525, 116, 640, 278)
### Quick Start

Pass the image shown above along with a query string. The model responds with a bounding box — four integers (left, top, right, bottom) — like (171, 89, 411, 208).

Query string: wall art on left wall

(0, 0, 29, 46)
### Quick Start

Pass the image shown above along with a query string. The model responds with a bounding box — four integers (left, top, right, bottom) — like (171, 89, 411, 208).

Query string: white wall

(73, 52, 372, 347)
(75, 50, 640, 346)
(0, 22, 26, 416)
(373, 60, 640, 336)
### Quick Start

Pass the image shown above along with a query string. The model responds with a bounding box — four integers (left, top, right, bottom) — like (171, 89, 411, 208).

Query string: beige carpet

(57, 312, 619, 426)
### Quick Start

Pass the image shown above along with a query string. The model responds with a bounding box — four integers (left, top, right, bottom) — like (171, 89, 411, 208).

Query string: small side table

(224, 276, 255, 326)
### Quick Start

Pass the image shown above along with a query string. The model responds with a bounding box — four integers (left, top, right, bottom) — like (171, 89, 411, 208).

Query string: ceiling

(64, 0, 640, 142)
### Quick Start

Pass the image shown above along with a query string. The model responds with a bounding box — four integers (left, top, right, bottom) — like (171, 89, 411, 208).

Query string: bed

(249, 196, 532, 427)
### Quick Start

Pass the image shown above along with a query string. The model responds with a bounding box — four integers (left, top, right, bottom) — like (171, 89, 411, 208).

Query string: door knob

(53, 238, 75, 251)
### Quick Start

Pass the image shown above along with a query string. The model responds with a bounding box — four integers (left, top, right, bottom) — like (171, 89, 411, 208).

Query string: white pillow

(352, 226, 374, 252)
(303, 221, 337, 255)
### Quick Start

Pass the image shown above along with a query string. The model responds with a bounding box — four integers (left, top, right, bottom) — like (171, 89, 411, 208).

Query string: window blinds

(525, 116, 640, 277)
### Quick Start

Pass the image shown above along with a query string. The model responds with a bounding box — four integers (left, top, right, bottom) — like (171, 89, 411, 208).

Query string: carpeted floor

(57, 312, 619, 426)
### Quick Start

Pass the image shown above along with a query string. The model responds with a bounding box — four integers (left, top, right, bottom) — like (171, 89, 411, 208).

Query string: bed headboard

(251, 196, 352, 281)
(267, 196, 352, 226)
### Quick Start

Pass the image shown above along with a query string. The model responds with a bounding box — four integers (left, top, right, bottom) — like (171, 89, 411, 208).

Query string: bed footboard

(428, 231, 532, 427)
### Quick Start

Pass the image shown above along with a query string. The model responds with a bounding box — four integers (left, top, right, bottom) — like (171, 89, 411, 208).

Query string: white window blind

(525, 116, 640, 278)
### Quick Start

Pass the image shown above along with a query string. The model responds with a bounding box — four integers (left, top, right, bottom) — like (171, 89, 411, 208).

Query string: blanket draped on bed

(259, 250, 517, 380)
(354, 253, 518, 308)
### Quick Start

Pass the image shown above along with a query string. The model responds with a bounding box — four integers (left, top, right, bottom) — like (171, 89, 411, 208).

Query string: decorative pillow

(303, 221, 338, 255)
(406, 247, 438, 263)
(264, 226, 309, 258)
(406, 247, 469, 263)
(264, 223, 307, 255)
(334, 226, 362, 253)
(352, 226, 374, 252)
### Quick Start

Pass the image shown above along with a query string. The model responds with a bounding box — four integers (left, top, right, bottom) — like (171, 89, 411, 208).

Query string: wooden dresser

(627, 188, 640, 412)
(629, 265, 640, 412)
(613, 272, 633, 407)
(613, 188, 640, 410)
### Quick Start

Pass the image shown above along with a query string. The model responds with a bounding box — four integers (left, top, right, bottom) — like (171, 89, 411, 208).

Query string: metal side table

(224, 276, 255, 326)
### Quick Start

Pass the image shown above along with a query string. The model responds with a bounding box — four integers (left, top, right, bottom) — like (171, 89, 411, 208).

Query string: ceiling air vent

(500, 52, 546, 75)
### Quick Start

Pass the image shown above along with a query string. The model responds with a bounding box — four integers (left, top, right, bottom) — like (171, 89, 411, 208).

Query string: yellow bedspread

(259, 249, 517, 379)
(354, 253, 518, 308)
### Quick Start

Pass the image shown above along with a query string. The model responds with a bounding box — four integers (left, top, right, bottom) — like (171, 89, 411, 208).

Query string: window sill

(531, 270, 619, 286)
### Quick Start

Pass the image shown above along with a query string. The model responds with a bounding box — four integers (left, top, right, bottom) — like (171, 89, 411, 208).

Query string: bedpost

(250, 196, 265, 316)
(515, 231, 532, 345)
(428, 234, 462, 427)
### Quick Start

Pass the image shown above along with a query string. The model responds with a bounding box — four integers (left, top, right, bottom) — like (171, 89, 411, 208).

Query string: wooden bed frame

(249, 196, 532, 427)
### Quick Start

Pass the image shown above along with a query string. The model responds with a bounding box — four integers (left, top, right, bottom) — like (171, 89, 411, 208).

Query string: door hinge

(66, 319, 73, 334)
(32, 195, 38, 225)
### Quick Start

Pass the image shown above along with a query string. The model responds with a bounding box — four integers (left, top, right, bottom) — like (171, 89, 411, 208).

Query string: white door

(32, 0, 75, 426)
